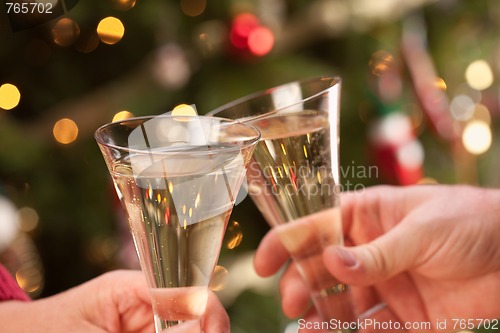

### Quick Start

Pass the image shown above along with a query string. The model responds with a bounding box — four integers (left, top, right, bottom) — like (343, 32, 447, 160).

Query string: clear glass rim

(207, 75, 341, 120)
(94, 114, 261, 155)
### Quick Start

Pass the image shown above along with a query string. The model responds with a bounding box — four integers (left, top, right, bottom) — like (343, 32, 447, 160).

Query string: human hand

(0, 270, 229, 333)
(254, 185, 500, 332)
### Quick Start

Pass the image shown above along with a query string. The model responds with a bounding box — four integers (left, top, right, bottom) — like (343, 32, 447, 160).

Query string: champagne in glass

(209, 77, 356, 328)
(96, 115, 260, 332)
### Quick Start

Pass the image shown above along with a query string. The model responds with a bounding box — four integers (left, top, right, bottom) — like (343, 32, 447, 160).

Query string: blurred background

(1, 0, 499, 332)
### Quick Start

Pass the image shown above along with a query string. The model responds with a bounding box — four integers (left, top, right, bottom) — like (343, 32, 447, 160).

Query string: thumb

(323, 225, 420, 286)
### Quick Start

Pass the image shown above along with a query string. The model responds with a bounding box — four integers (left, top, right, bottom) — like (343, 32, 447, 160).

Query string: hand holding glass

(210, 76, 356, 328)
(95, 115, 259, 332)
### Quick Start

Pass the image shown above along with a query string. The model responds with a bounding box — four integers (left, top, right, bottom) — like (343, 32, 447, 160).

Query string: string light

(112, 110, 134, 122)
(465, 60, 494, 91)
(0, 83, 21, 110)
(53, 118, 79, 144)
(97, 17, 125, 45)
(462, 120, 492, 155)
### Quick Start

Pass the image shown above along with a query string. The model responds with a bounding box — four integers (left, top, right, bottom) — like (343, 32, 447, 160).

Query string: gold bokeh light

(53, 118, 79, 144)
(97, 17, 125, 45)
(172, 104, 198, 116)
(112, 0, 136, 10)
(112, 110, 134, 122)
(209, 265, 228, 291)
(472, 104, 491, 124)
(0, 83, 21, 110)
(51, 18, 80, 47)
(180, 0, 207, 17)
(17, 207, 40, 232)
(226, 221, 243, 250)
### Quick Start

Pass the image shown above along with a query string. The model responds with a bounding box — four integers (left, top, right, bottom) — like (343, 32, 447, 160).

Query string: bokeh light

(112, 110, 134, 122)
(153, 44, 191, 89)
(462, 120, 492, 155)
(372, 113, 413, 146)
(112, 0, 136, 11)
(369, 50, 394, 76)
(248, 26, 274, 56)
(51, 18, 80, 47)
(450, 95, 475, 121)
(225, 221, 243, 250)
(465, 60, 494, 90)
(194, 20, 227, 56)
(97, 17, 125, 45)
(53, 118, 79, 144)
(180, 0, 206, 17)
(0, 83, 21, 110)
(16, 267, 43, 294)
(472, 104, 491, 124)
(210, 265, 228, 291)
(172, 104, 197, 116)
(397, 140, 424, 169)
(17, 207, 39, 232)
(230, 13, 260, 49)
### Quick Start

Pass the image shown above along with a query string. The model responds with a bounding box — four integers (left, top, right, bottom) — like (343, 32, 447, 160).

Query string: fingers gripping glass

(209, 76, 357, 329)
(95, 115, 260, 332)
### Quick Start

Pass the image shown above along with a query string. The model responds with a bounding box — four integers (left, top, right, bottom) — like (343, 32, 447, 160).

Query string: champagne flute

(209, 76, 356, 329)
(95, 115, 260, 332)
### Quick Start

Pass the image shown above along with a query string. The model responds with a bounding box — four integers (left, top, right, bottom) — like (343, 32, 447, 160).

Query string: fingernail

(334, 247, 357, 267)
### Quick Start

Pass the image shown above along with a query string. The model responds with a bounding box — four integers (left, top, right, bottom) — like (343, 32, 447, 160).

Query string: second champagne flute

(209, 76, 356, 329)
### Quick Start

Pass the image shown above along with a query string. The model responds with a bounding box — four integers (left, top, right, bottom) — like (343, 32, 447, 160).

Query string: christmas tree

(1, 1, 498, 332)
